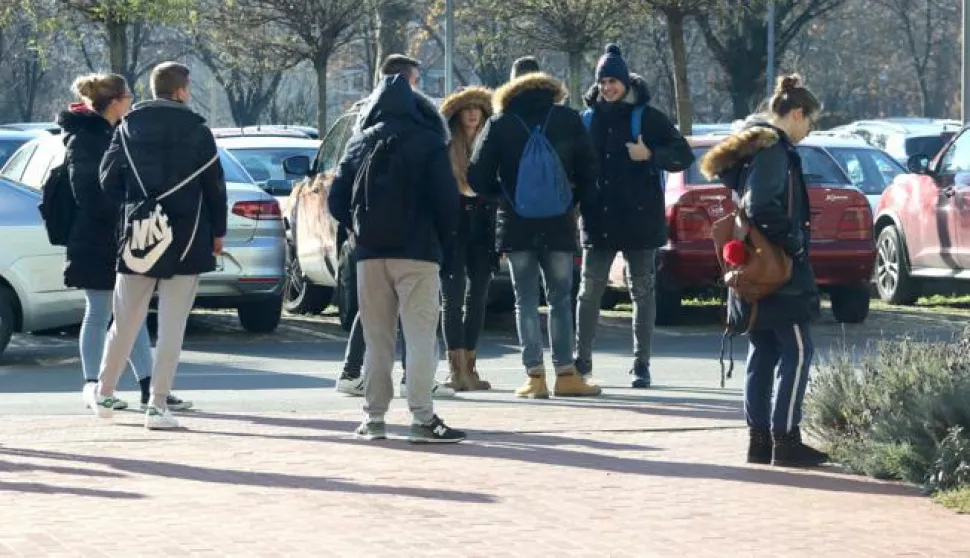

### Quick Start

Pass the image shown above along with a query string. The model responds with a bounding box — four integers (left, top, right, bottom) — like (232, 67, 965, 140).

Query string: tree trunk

(373, 0, 412, 83)
(666, 10, 692, 135)
(106, 20, 129, 79)
(314, 56, 330, 134)
(567, 50, 585, 109)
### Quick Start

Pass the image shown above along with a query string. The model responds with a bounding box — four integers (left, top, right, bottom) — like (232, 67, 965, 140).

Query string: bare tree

(495, 0, 626, 107)
(372, 0, 413, 83)
(696, 0, 846, 118)
(234, 0, 367, 132)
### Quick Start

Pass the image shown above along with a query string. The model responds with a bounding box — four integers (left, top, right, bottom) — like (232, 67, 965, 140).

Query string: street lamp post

(445, 0, 454, 94)
(963, 0, 969, 122)
(766, 0, 776, 99)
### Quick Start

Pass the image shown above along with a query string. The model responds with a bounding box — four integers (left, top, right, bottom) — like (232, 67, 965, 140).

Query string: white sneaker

(84, 384, 129, 411)
(400, 381, 456, 399)
(145, 407, 179, 430)
(336, 376, 365, 397)
(83, 384, 119, 419)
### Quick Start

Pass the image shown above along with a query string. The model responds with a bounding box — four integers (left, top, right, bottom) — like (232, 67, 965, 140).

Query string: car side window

(0, 143, 36, 183)
(939, 132, 970, 174)
(19, 141, 59, 190)
(314, 115, 353, 173)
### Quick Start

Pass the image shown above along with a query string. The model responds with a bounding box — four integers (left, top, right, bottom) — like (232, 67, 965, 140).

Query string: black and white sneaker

(140, 394, 193, 412)
(336, 375, 365, 397)
(408, 415, 465, 444)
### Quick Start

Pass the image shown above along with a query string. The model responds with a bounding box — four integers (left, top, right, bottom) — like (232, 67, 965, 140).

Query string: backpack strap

(631, 106, 644, 140)
(119, 122, 219, 202)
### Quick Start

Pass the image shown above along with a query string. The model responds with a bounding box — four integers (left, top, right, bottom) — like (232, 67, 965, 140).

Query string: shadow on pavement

(176, 412, 916, 498)
(0, 447, 496, 505)
(0, 479, 145, 500)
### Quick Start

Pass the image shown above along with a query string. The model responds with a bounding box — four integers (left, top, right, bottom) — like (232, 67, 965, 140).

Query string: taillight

(836, 206, 872, 240)
(672, 205, 712, 241)
(232, 200, 282, 220)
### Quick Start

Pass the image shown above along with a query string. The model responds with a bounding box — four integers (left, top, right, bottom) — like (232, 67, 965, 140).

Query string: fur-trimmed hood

(492, 72, 568, 114)
(582, 73, 652, 108)
(440, 86, 493, 122)
(698, 124, 781, 181)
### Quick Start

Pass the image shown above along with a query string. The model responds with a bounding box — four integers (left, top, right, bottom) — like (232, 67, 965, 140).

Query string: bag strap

(631, 106, 644, 140)
(119, 122, 219, 201)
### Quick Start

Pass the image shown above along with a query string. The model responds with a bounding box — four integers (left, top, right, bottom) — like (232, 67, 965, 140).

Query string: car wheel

(830, 284, 871, 324)
(655, 286, 682, 326)
(0, 287, 16, 362)
(335, 241, 358, 332)
(237, 296, 283, 334)
(283, 239, 332, 314)
(875, 225, 920, 305)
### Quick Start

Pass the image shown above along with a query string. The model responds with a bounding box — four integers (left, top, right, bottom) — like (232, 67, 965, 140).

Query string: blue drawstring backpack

(503, 109, 573, 218)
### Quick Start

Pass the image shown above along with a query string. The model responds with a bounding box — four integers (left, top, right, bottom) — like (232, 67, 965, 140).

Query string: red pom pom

(723, 240, 747, 267)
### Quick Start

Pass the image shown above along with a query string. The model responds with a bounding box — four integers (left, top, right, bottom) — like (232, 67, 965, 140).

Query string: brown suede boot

(444, 349, 469, 391)
(464, 349, 491, 391)
(553, 365, 602, 397)
(514, 367, 549, 399)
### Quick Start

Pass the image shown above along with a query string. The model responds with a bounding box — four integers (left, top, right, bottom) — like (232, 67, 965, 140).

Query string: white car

(0, 136, 287, 361)
(216, 134, 321, 205)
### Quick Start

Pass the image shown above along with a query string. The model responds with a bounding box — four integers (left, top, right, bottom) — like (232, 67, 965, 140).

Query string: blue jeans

(81, 289, 152, 383)
(506, 250, 574, 370)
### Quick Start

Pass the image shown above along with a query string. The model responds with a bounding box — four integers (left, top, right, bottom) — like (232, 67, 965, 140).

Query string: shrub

(805, 328, 970, 492)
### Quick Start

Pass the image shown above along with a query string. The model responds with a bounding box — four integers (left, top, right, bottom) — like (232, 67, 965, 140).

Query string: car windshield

(825, 147, 905, 195)
(218, 149, 254, 183)
(905, 134, 951, 159)
(685, 146, 848, 186)
(0, 139, 28, 168)
(227, 147, 319, 189)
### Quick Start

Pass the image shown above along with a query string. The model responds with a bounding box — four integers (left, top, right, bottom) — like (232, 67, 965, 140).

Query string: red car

(873, 126, 970, 304)
(608, 135, 876, 325)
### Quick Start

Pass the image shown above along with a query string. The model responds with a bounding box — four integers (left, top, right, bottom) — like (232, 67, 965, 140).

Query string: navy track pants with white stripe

(744, 323, 814, 434)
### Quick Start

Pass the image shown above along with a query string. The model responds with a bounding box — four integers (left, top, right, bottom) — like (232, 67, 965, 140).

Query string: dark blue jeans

(744, 323, 814, 433)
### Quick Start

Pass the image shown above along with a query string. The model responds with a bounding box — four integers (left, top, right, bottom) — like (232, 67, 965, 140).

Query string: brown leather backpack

(711, 175, 794, 321)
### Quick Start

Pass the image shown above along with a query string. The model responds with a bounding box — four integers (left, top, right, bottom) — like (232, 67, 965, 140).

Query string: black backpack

(350, 130, 415, 250)
(37, 161, 77, 247)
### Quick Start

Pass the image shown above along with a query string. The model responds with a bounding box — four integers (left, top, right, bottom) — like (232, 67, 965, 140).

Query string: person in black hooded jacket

(699, 74, 829, 468)
(574, 44, 694, 389)
(468, 57, 601, 399)
(60, 73, 178, 413)
(87, 62, 227, 430)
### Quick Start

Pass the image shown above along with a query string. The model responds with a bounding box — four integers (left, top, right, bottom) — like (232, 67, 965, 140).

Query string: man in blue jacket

(328, 71, 464, 443)
(575, 45, 694, 388)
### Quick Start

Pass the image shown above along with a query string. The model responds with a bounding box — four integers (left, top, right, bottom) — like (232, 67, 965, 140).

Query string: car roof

(686, 133, 877, 149)
(0, 122, 61, 134)
(211, 127, 311, 139)
(0, 129, 49, 140)
(217, 136, 321, 150)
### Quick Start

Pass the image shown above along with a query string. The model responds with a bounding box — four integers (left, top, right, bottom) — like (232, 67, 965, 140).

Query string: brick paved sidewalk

(0, 403, 967, 557)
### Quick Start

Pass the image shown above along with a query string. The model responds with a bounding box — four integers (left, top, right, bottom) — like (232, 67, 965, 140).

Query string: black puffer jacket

(579, 74, 693, 251)
(468, 73, 597, 253)
(328, 75, 459, 265)
(100, 99, 227, 278)
(59, 106, 121, 291)
(700, 123, 819, 332)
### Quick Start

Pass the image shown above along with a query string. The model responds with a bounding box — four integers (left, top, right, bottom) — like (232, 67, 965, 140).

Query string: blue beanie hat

(595, 44, 630, 87)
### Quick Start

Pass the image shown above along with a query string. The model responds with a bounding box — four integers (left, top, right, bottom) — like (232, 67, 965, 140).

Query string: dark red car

(608, 135, 876, 325)
(873, 126, 970, 305)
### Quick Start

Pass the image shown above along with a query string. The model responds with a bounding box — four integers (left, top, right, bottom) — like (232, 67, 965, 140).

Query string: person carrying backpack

(574, 44, 694, 388)
(328, 71, 465, 444)
(57, 74, 192, 412)
(86, 62, 226, 430)
(699, 74, 829, 468)
(468, 57, 600, 399)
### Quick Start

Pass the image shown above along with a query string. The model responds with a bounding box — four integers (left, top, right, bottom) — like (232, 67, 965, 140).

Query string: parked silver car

(0, 135, 286, 355)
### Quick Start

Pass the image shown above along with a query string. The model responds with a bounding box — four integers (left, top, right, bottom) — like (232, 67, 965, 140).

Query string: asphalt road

(2, 302, 967, 417)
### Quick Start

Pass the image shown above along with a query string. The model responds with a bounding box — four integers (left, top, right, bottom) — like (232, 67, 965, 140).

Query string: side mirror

(263, 179, 292, 196)
(283, 155, 312, 177)
(906, 153, 932, 174)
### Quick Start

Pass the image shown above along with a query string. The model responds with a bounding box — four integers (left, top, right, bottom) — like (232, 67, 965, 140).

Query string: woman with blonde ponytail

(438, 86, 496, 391)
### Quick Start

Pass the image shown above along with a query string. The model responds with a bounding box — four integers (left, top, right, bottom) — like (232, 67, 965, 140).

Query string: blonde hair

(71, 73, 128, 113)
(448, 108, 485, 196)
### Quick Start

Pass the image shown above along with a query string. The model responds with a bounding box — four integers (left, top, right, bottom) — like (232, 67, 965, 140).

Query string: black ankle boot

(747, 428, 772, 464)
(772, 428, 829, 468)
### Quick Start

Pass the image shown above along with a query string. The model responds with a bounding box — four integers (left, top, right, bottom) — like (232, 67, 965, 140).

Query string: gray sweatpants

(358, 259, 440, 425)
(98, 273, 199, 410)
